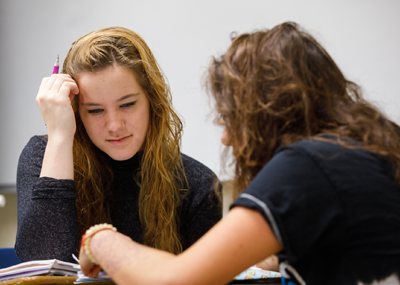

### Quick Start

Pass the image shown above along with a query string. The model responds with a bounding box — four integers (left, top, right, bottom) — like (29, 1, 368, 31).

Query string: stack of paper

(0, 259, 80, 282)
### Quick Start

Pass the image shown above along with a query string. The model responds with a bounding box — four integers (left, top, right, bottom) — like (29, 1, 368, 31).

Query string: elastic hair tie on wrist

(81, 223, 117, 265)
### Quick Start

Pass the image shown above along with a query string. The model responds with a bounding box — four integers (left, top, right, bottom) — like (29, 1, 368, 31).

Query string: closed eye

(121, 102, 136, 108)
(88, 108, 104, 114)
(216, 114, 227, 126)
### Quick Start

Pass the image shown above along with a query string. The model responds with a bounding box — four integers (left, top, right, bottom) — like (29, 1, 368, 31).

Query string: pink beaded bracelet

(81, 223, 117, 265)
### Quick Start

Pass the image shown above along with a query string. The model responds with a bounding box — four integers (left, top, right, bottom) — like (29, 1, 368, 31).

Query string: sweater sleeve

(15, 135, 78, 263)
(179, 154, 222, 250)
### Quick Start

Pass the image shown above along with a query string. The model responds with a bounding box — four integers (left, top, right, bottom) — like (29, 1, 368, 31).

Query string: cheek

(137, 101, 150, 134)
(135, 111, 150, 137)
(79, 112, 89, 131)
(80, 114, 102, 138)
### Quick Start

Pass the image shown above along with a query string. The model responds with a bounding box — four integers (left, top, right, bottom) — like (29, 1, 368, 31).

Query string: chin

(109, 153, 135, 161)
(107, 150, 137, 161)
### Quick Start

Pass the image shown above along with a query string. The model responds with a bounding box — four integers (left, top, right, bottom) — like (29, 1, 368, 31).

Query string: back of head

(208, 22, 400, 193)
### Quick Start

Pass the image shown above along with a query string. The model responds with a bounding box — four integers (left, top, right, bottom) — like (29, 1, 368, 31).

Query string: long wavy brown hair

(62, 27, 186, 254)
(207, 22, 400, 198)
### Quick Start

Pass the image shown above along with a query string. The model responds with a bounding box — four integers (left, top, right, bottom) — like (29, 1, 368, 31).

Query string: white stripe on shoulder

(238, 193, 283, 244)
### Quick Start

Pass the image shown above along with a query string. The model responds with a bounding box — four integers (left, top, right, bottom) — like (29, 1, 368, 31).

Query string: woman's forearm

(40, 135, 74, 179)
(36, 74, 79, 180)
(82, 207, 283, 285)
(88, 230, 177, 285)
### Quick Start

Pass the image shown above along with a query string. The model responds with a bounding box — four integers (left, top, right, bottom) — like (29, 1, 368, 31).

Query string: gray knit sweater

(15, 135, 221, 262)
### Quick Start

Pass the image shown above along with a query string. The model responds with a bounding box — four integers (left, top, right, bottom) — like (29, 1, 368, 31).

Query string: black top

(231, 139, 400, 285)
(16, 135, 221, 263)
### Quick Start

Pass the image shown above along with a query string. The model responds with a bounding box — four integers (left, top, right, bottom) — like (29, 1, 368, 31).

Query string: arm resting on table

(81, 207, 283, 285)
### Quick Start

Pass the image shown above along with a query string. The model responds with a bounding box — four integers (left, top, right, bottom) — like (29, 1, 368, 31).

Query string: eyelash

(217, 114, 227, 125)
(87, 101, 137, 114)
(121, 102, 136, 108)
(88, 109, 103, 114)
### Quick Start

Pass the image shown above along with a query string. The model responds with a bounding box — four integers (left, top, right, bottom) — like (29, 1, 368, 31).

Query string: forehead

(77, 65, 144, 103)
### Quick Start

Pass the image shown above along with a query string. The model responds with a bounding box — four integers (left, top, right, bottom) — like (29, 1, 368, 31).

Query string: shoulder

(179, 153, 220, 200)
(235, 139, 343, 218)
(277, 137, 343, 158)
(17, 135, 49, 178)
(249, 140, 331, 194)
(20, 135, 48, 159)
(179, 154, 221, 223)
(278, 136, 382, 163)
(181, 153, 217, 183)
(26, 135, 48, 147)
(232, 140, 347, 258)
(277, 137, 393, 179)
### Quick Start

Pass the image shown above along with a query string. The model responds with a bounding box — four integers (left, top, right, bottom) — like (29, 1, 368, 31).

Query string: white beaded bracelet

(81, 223, 117, 265)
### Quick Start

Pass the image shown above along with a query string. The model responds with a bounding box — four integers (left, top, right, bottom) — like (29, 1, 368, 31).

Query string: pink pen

(52, 55, 59, 74)
(45, 56, 60, 128)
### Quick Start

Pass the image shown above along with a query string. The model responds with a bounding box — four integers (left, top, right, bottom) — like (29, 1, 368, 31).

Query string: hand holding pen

(43, 56, 60, 128)
(36, 55, 79, 180)
(36, 55, 79, 139)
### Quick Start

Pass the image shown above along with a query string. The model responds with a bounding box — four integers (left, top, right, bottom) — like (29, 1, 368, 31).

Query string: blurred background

(1, 0, 399, 247)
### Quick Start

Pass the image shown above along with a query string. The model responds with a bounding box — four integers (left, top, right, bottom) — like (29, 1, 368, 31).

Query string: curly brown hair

(63, 27, 186, 254)
(207, 22, 400, 198)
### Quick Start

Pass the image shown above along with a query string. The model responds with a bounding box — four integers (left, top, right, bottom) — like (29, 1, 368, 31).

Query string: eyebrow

(81, 93, 140, 107)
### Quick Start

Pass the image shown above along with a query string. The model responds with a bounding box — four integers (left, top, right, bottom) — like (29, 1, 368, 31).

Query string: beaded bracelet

(81, 223, 117, 265)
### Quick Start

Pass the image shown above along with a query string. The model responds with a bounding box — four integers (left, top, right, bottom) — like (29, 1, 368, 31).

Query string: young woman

(15, 27, 221, 263)
(78, 22, 400, 285)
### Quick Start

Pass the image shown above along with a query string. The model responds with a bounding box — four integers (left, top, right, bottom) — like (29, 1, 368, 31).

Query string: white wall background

(1, 0, 400, 187)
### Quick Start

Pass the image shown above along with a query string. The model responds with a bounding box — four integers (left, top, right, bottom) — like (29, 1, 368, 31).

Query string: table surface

(0, 276, 114, 285)
(0, 276, 282, 285)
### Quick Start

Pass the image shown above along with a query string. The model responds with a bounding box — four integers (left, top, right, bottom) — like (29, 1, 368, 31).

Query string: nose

(221, 128, 231, 146)
(106, 111, 124, 132)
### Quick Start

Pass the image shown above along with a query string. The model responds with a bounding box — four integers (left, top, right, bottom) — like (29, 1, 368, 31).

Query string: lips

(107, 135, 132, 145)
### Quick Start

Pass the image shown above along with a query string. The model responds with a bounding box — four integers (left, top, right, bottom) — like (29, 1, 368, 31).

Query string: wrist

(47, 131, 75, 145)
(81, 224, 117, 265)
(40, 134, 75, 179)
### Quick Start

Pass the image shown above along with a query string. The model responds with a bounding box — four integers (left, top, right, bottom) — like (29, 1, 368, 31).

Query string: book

(0, 259, 80, 282)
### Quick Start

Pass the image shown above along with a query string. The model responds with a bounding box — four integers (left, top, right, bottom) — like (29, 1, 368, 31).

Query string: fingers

(36, 74, 79, 106)
(36, 74, 79, 138)
(87, 266, 102, 278)
(59, 81, 79, 102)
(38, 74, 71, 93)
(49, 75, 75, 94)
(38, 77, 50, 94)
(43, 74, 73, 91)
(79, 247, 101, 278)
